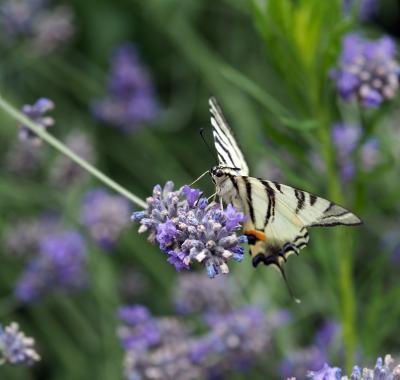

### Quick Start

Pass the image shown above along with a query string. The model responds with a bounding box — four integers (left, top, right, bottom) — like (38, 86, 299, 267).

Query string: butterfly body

(208, 97, 362, 275)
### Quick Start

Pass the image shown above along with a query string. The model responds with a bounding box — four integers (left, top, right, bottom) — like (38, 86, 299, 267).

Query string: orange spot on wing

(244, 229, 266, 241)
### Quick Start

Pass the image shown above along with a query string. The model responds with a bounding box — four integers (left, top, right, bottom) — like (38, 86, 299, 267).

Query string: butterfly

(208, 97, 362, 301)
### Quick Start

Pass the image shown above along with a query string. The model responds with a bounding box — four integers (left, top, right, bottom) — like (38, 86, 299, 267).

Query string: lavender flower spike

(291, 354, 400, 380)
(0, 322, 40, 366)
(19, 98, 55, 144)
(132, 181, 247, 277)
(81, 188, 131, 249)
(331, 33, 399, 107)
(92, 43, 158, 132)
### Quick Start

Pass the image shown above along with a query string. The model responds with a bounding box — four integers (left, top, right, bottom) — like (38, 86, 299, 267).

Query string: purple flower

(18, 98, 54, 144)
(92, 43, 158, 132)
(307, 363, 342, 380)
(49, 131, 96, 188)
(32, 6, 75, 54)
(81, 188, 131, 249)
(343, 0, 379, 21)
(360, 138, 380, 172)
(15, 230, 87, 303)
(5, 139, 44, 177)
(3, 215, 60, 258)
(292, 355, 400, 380)
(0, 0, 74, 54)
(331, 33, 399, 107)
(0, 322, 40, 366)
(132, 181, 246, 277)
(173, 273, 235, 315)
(0, 0, 44, 37)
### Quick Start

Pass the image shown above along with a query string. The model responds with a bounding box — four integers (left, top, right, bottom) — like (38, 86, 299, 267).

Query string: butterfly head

(209, 166, 240, 184)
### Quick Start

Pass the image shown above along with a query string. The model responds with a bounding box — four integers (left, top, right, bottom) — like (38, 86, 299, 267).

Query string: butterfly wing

(209, 97, 249, 176)
(231, 176, 362, 268)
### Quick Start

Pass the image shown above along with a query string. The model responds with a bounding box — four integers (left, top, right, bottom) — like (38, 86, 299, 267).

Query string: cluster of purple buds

(332, 123, 380, 181)
(18, 98, 54, 144)
(297, 355, 400, 380)
(117, 304, 277, 380)
(92, 43, 158, 132)
(331, 33, 399, 107)
(0, 0, 75, 54)
(132, 181, 247, 278)
(173, 273, 235, 315)
(0, 322, 40, 366)
(15, 229, 87, 303)
(80, 188, 131, 249)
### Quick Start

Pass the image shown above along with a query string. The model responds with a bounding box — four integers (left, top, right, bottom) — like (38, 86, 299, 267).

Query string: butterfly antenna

(189, 170, 209, 187)
(278, 265, 301, 304)
(200, 128, 218, 164)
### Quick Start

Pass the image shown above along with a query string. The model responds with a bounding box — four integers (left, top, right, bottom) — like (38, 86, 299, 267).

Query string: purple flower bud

(332, 33, 399, 108)
(0, 322, 40, 366)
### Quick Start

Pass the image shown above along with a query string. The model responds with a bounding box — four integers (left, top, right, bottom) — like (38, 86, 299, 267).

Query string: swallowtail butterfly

(208, 97, 361, 300)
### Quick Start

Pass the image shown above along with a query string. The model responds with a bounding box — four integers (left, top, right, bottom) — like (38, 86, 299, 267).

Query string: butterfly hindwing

(231, 176, 361, 267)
(209, 97, 249, 176)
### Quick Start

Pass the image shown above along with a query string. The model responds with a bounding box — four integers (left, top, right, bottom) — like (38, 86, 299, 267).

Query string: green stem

(319, 126, 356, 372)
(0, 95, 147, 209)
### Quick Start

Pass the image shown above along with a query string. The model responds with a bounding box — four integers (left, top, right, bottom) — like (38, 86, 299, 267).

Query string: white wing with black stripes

(209, 97, 249, 176)
(237, 177, 362, 268)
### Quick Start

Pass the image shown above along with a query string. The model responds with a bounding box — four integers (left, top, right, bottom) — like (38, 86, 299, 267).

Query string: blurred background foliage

(1, 0, 400, 379)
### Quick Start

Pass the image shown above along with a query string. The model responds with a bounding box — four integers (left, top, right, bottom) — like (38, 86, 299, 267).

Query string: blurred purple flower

(132, 181, 246, 277)
(307, 363, 342, 380)
(49, 131, 96, 188)
(343, 0, 378, 21)
(314, 321, 340, 350)
(3, 215, 60, 258)
(331, 33, 399, 107)
(290, 355, 400, 380)
(118, 303, 280, 380)
(173, 273, 235, 315)
(18, 98, 54, 144)
(0, 322, 40, 366)
(5, 140, 44, 177)
(0, 0, 44, 37)
(32, 6, 74, 54)
(81, 188, 131, 249)
(15, 230, 87, 303)
(0, 0, 74, 53)
(93, 43, 158, 132)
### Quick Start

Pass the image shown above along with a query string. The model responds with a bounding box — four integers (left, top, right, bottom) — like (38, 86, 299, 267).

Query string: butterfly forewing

(209, 97, 249, 176)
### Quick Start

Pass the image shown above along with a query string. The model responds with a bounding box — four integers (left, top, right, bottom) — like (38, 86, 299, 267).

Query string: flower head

(173, 273, 235, 315)
(0, 322, 40, 366)
(81, 188, 131, 249)
(132, 181, 246, 277)
(93, 43, 158, 132)
(0, 0, 44, 38)
(32, 6, 75, 54)
(49, 131, 96, 188)
(18, 98, 54, 144)
(290, 355, 400, 380)
(3, 215, 60, 258)
(15, 230, 87, 302)
(332, 33, 399, 107)
(5, 139, 45, 177)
